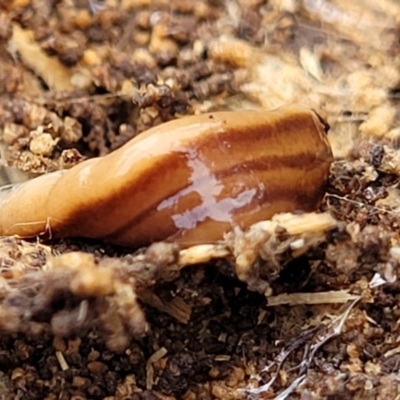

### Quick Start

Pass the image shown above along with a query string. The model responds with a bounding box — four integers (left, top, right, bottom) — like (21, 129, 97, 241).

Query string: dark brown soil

(1, 1, 400, 399)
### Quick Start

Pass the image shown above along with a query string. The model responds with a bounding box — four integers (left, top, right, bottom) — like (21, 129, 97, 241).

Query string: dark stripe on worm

(103, 171, 327, 246)
(100, 159, 329, 244)
(59, 143, 329, 238)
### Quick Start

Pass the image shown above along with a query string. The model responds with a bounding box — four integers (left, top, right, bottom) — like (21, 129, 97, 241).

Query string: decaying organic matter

(1, 0, 400, 399)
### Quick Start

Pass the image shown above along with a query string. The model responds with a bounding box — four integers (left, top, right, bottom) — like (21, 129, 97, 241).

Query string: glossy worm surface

(0, 104, 333, 248)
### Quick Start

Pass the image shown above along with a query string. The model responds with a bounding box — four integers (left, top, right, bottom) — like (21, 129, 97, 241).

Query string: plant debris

(1, 0, 400, 399)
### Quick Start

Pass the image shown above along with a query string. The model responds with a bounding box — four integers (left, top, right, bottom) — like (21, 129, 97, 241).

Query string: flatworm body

(0, 104, 333, 248)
